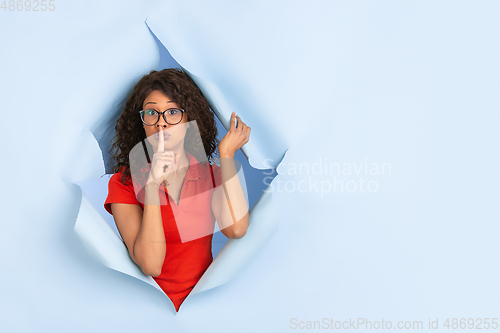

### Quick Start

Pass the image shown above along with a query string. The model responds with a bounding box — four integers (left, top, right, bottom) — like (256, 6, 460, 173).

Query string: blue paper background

(1, 0, 499, 332)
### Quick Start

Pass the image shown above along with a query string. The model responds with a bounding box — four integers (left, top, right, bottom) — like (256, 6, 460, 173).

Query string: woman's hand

(147, 127, 179, 186)
(219, 112, 251, 158)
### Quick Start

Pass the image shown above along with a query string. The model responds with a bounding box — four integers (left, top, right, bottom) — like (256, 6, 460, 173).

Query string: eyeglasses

(139, 108, 185, 126)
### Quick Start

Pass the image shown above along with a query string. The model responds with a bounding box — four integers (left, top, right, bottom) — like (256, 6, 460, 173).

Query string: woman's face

(142, 90, 190, 152)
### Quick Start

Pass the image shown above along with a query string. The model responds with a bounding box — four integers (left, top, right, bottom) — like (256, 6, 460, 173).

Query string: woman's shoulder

(206, 161, 222, 187)
(105, 166, 143, 214)
(108, 166, 133, 187)
(208, 162, 221, 172)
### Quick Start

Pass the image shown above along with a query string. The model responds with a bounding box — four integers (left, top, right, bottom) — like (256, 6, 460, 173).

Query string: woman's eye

(145, 110, 157, 116)
(168, 109, 180, 115)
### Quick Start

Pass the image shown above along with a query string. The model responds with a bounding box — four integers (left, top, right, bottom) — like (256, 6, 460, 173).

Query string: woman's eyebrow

(143, 101, 176, 107)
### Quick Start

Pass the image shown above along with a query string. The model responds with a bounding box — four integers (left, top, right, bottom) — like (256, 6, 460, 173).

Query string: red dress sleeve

(104, 171, 142, 215)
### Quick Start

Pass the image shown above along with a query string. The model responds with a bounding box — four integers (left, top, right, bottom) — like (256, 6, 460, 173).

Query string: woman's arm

(212, 112, 251, 239)
(111, 183, 165, 277)
(111, 129, 177, 276)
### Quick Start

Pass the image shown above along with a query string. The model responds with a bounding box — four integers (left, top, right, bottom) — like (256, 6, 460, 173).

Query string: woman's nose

(156, 116, 169, 128)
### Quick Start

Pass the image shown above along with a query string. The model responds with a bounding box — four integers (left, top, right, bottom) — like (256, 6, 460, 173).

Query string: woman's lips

(154, 132, 171, 140)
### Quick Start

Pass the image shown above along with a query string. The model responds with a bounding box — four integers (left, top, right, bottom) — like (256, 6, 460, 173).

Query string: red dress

(104, 152, 221, 311)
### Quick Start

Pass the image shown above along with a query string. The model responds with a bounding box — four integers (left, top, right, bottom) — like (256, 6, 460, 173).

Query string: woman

(104, 68, 250, 311)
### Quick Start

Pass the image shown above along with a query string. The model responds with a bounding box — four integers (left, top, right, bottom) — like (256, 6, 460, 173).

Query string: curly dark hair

(110, 68, 219, 184)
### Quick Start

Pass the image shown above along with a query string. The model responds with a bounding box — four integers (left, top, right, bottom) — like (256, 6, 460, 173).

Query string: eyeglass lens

(141, 109, 183, 125)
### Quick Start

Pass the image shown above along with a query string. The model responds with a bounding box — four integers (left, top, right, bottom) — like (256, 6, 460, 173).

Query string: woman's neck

(172, 148, 189, 170)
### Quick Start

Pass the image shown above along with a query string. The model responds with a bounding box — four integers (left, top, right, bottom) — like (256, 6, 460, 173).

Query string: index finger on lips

(157, 127, 164, 154)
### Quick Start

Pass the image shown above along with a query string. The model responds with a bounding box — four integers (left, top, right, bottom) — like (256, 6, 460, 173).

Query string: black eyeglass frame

(138, 108, 186, 126)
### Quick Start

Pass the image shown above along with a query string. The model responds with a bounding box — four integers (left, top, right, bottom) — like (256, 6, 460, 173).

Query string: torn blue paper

(71, 30, 286, 308)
